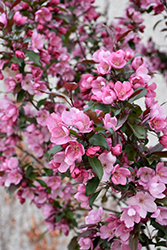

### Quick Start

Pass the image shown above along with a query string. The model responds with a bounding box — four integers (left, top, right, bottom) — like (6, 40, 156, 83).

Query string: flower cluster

(0, 0, 167, 249)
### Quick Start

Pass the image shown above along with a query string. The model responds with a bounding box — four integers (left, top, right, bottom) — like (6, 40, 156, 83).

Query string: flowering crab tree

(0, 0, 167, 249)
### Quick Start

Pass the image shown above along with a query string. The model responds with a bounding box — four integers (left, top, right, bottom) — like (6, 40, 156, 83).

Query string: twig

(16, 145, 45, 169)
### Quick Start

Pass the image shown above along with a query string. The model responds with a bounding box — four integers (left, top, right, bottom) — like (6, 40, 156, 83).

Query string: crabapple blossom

(35, 7, 52, 24)
(85, 207, 103, 224)
(111, 164, 130, 185)
(114, 81, 133, 101)
(109, 49, 126, 69)
(127, 191, 157, 218)
(74, 184, 89, 208)
(151, 206, 167, 226)
(13, 11, 27, 25)
(148, 176, 166, 199)
(78, 237, 93, 250)
(120, 205, 141, 228)
(98, 151, 116, 181)
(156, 162, 167, 183)
(4, 77, 16, 92)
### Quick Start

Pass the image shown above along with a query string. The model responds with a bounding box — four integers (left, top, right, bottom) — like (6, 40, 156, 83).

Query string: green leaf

(36, 179, 47, 188)
(43, 168, 53, 175)
(11, 56, 22, 66)
(88, 157, 103, 180)
(68, 236, 80, 250)
(6, 184, 18, 198)
(153, 19, 163, 30)
(129, 87, 147, 102)
(151, 219, 167, 235)
(19, 106, 25, 122)
(26, 50, 42, 66)
(37, 98, 47, 108)
(129, 124, 146, 139)
(54, 14, 70, 23)
(129, 234, 138, 250)
(155, 241, 167, 247)
(29, 172, 39, 180)
(40, 230, 48, 239)
(26, 165, 34, 176)
(107, 127, 115, 135)
(86, 176, 99, 196)
(17, 89, 25, 102)
(70, 129, 79, 137)
(89, 134, 109, 149)
(48, 145, 62, 160)
(89, 190, 101, 207)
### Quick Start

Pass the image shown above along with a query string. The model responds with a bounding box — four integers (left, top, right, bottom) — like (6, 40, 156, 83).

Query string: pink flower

(13, 11, 27, 26)
(120, 205, 141, 228)
(115, 222, 133, 242)
(15, 73, 23, 82)
(149, 116, 166, 132)
(137, 167, 155, 187)
(86, 146, 100, 157)
(50, 125, 70, 145)
(46, 113, 62, 131)
(4, 77, 16, 92)
(15, 50, 25, 59)
(65, 141, 85, 163)
(111, 164, 130, 185)
(114, 81, 133, 101)
(45, 176, 61, 190)
(31, 30, 43, 52)
(85, 207, 103, 224)
(101, 85, 117, 104)
(146, 82, 157, 98)
(135, 65, 151, 84)
(111, 144, 122, 156)
(71, 167, 89, 183)
(127, 191, 157, 218)
(132, 56, 144, 70)
(151, 206, 167, 226)
(35, 7, 52, 24)
(53, 151, 73, 173)
(5, 170, 22, 187)
(62, 107, 93, 133)
(78, 237, 93, 250)
(74, 184, 89, 208)
(153, 3, 164, 14)
(0, 13, 7, 28)
(109, 49, 126, 69)
(21, 74, 34, 95)
(148, 176, 166, 199)
(36, 110, 49, 127)
(159, 135, 167, 148)
(98, 151, 116, 181)
(103, 113, 117, 130)
(91, 76, 106, 94)
(156, 162, 167, 184)
(98, 224, 114, 241)
(11, 63, 19, 71)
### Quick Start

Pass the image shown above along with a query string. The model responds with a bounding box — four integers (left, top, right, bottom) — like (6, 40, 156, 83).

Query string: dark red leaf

(78, 59, 97, 64)
(161, 28, 167, 32)
(117, 29, 133, 42)
(129, 88, 145, 99)
(84, 109, 104, 124)
(10, 0, 22, 10)
(151, 151, 167, 157)
(64, 79, 79, 91)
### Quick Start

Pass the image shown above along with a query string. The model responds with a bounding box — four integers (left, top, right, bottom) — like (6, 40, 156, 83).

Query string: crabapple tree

(0, 0, 167, 250)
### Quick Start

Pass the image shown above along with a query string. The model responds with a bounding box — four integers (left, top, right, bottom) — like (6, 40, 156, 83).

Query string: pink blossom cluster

(0, 0, 167, 249)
